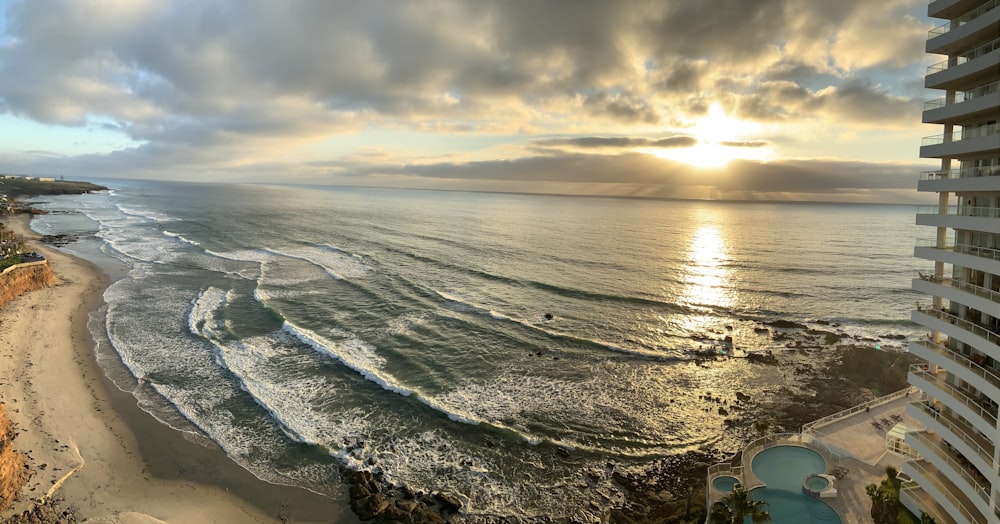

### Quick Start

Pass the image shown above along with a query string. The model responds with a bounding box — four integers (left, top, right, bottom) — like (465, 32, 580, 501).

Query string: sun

(651, 104, 772, 168)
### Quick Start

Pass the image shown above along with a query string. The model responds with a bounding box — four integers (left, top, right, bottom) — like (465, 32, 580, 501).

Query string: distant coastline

(0, 176, 107, 198)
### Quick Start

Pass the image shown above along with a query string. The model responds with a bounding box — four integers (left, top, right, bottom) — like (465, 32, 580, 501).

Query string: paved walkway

(803, 392, 923, 524)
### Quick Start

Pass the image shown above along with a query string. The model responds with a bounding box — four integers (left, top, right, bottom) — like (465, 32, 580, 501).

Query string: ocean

(28, 180, 923, 519)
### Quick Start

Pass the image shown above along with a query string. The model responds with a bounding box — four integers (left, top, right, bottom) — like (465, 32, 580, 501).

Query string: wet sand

(0, 214, 357, 523)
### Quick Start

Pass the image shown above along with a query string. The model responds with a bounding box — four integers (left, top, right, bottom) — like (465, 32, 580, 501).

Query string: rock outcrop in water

(343, 467, 465, 523)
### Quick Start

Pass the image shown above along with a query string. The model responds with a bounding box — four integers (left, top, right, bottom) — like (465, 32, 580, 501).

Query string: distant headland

(0, 175, 107, 199)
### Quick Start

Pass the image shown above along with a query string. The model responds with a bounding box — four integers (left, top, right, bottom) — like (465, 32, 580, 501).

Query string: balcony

(926, 1, 1000, 55)
(908, 338, 1000, 401)
(907, 430, 990, 501)
(914, 274, 1000, 301)
(913, 275, 1000, 322)
(926, 38, 1000, 90)
(914, 240, 1000, 279)
(915, 203, 1000, 233)
(905, 430, 992, 518)
(907, 399, 994, 473)
(904, 458, 983, 524)
(912, 307, 1000, 360)
(918, 165, 1000, 192)
(930, 0, 994, 20)
(921, 122, 1000, 158)
(900, 483, 952, 524)
(907, 364, 998, 436)
(922, 80, 1000, 124)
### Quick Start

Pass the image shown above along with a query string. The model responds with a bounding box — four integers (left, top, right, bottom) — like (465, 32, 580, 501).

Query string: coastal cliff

(0, 263, 56, 514)
(0, 264, 57, 310)
(0, 398, 28, 514)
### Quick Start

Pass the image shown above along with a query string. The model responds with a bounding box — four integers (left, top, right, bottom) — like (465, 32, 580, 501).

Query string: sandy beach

(0, 214, 356, 523)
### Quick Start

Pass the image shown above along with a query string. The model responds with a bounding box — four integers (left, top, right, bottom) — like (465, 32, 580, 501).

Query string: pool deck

(708, 389, 923, 523)
(802, 391, 922, 524)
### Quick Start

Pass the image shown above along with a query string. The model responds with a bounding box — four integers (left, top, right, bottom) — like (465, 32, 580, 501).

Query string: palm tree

(710, 486, 770, 523)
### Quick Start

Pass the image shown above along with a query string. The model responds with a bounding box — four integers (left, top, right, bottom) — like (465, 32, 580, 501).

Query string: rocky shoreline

(336, 320, 919, 523)
(0, 290, 916, 524)
(0, 324, 918, 523)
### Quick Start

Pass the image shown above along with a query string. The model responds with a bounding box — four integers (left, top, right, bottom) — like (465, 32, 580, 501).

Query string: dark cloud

(333, 152, 930, 203)
(820, 78, 921, 125)
(735, 78, 919, 126)
(582, 92, 661, 124)
(641, 0, 791, 62)
(720, 141, 769, 148)
(655, 59, 706, 92)
(534, 136, 696, 149)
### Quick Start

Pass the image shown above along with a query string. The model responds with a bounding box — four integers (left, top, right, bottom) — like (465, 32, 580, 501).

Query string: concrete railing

(801, 387, 914, 433)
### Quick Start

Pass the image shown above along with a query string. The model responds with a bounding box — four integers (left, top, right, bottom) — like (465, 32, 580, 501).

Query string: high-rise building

(904, 1, 1000, 522)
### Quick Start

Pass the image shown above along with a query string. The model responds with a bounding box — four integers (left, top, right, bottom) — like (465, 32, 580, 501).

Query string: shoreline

(0, 213, 357, 523)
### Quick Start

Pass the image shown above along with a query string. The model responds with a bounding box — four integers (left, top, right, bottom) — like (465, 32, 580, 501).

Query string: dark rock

(382, 498, 418, 520)
(609, 509, 633, 523)
(409, 505, 447, 524)
(612, 471, 642, 492)
(353, 493, 389, 520)
(746, 352, 778, 365)
(433, 491, 463, 513)
(766, 319, 806, 329)
(400, 484, 418, 500)
(349, 482, 373, 501)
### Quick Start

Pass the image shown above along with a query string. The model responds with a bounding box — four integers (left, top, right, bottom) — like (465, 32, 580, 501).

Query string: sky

(0, 0, 941, 202)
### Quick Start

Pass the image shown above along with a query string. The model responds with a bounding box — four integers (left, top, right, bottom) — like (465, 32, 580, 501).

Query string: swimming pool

(751, 445, 826, 490)
(805, 474, 831, 491)
(750, 487, 841, 524)
(712, 475, 740, 492)
(750, 446, 841, 523)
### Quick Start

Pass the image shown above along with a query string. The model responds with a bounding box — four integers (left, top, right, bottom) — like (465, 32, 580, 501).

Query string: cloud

(0, 0, 931, 184)
(815, 78, 921, 126)
(736, 78, 920, 127)
(533, 136, 697, 149)
(581, 92, 661, 124)
(327, 152, 931, 203)
(720, 141, 769, 148)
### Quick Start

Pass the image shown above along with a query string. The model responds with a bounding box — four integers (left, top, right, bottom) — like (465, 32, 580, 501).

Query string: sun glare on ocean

(652, 104, 772, 168)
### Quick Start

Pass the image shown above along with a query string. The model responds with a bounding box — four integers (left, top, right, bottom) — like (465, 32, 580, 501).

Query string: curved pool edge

(711, 474, 741, 492)
(750, 486, 843, 524)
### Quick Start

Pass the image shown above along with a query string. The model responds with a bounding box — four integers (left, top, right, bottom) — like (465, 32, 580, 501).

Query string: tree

(710, 486, 770, 523)
(884, 465, 898, 480)
(919, 511, 937, 524)
(866, 483, 897, 523)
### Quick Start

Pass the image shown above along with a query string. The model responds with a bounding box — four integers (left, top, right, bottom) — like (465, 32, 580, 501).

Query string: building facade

(904, 0, 1000, 523)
